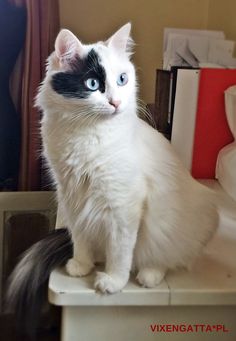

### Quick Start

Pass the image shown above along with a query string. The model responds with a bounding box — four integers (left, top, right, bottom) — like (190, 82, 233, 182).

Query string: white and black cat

(6, 23, 220, 331)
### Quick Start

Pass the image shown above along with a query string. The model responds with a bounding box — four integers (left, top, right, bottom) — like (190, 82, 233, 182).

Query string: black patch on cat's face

(51, 49, 106, 99)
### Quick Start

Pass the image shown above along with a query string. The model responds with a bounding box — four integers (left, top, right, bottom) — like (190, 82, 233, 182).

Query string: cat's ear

(106, 23, 134, 57)
(55, 29, 84, 65)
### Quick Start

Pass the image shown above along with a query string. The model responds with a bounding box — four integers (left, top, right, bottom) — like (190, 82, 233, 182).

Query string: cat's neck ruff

(42, 103, 137, 143)
(41, 104, 138, 178)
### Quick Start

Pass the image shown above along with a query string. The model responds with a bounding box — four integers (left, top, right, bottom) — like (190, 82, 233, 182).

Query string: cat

(6, 23, 220, 330)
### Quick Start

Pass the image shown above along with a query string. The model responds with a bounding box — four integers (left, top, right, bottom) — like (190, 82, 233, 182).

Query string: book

(153, 67, 194, 140)
(169, 66, 197, 138)
(154, 69, 171, 139)
(192, 68, 236, 178)
(215, 85, 236, 201)
(171, 69, 200, 170)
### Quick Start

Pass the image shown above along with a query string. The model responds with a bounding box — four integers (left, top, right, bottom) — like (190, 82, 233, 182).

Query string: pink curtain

(18, 0, 59, 190)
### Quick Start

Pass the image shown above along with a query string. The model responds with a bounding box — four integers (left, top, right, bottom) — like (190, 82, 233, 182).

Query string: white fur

(36, 24, 218, 293)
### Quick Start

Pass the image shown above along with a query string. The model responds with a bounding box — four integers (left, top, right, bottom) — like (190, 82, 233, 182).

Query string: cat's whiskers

(136, 98, 156, 128)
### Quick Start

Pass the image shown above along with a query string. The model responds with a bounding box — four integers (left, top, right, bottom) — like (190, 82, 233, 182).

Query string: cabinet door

(0, 191, 56, 311)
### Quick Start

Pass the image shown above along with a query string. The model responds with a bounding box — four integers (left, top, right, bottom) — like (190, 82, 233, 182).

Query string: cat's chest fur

(42, 113, 144, 228)
(43, 113, 136, 176)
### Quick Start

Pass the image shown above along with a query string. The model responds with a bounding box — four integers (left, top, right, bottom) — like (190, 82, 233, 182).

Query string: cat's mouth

(103, 105, 122, 116)
(92, 103, 123, 117)
(111, 107, 124, 117)
(111, 107, 121, 115)
(102, 110, 121, 118)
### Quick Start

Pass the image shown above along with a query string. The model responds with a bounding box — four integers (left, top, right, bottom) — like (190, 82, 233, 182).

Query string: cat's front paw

(65, 258, 94, 277)
(94, 272, 128, 294)
(136, 267, 166, 288)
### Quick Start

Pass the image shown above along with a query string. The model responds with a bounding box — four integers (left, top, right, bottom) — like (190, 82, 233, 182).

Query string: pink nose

(109, 99, 121, 109)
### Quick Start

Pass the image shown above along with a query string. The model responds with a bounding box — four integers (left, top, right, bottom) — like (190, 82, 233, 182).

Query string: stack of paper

(163, 28, 236, 70)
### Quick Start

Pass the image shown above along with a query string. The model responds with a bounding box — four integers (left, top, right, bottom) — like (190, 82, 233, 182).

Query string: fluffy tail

(5, 227, 73, 335)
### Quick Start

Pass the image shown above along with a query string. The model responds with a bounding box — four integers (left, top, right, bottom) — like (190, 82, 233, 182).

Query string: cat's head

(37, 23, 137, 120)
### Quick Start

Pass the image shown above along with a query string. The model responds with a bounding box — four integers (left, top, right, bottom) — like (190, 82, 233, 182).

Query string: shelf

(49, 180, 236, 307)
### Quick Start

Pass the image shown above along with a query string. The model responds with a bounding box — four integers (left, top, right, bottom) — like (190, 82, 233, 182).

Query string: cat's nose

(109, 99, 121, 109)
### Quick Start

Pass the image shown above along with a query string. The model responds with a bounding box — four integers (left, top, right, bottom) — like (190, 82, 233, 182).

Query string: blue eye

(85, 78, 99, 91)
(117, 73, 128, 86)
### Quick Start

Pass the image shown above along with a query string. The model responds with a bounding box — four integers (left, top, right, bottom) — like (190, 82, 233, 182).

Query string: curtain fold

(0, 0, 26, 191)
(18, 0, 59, 190)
